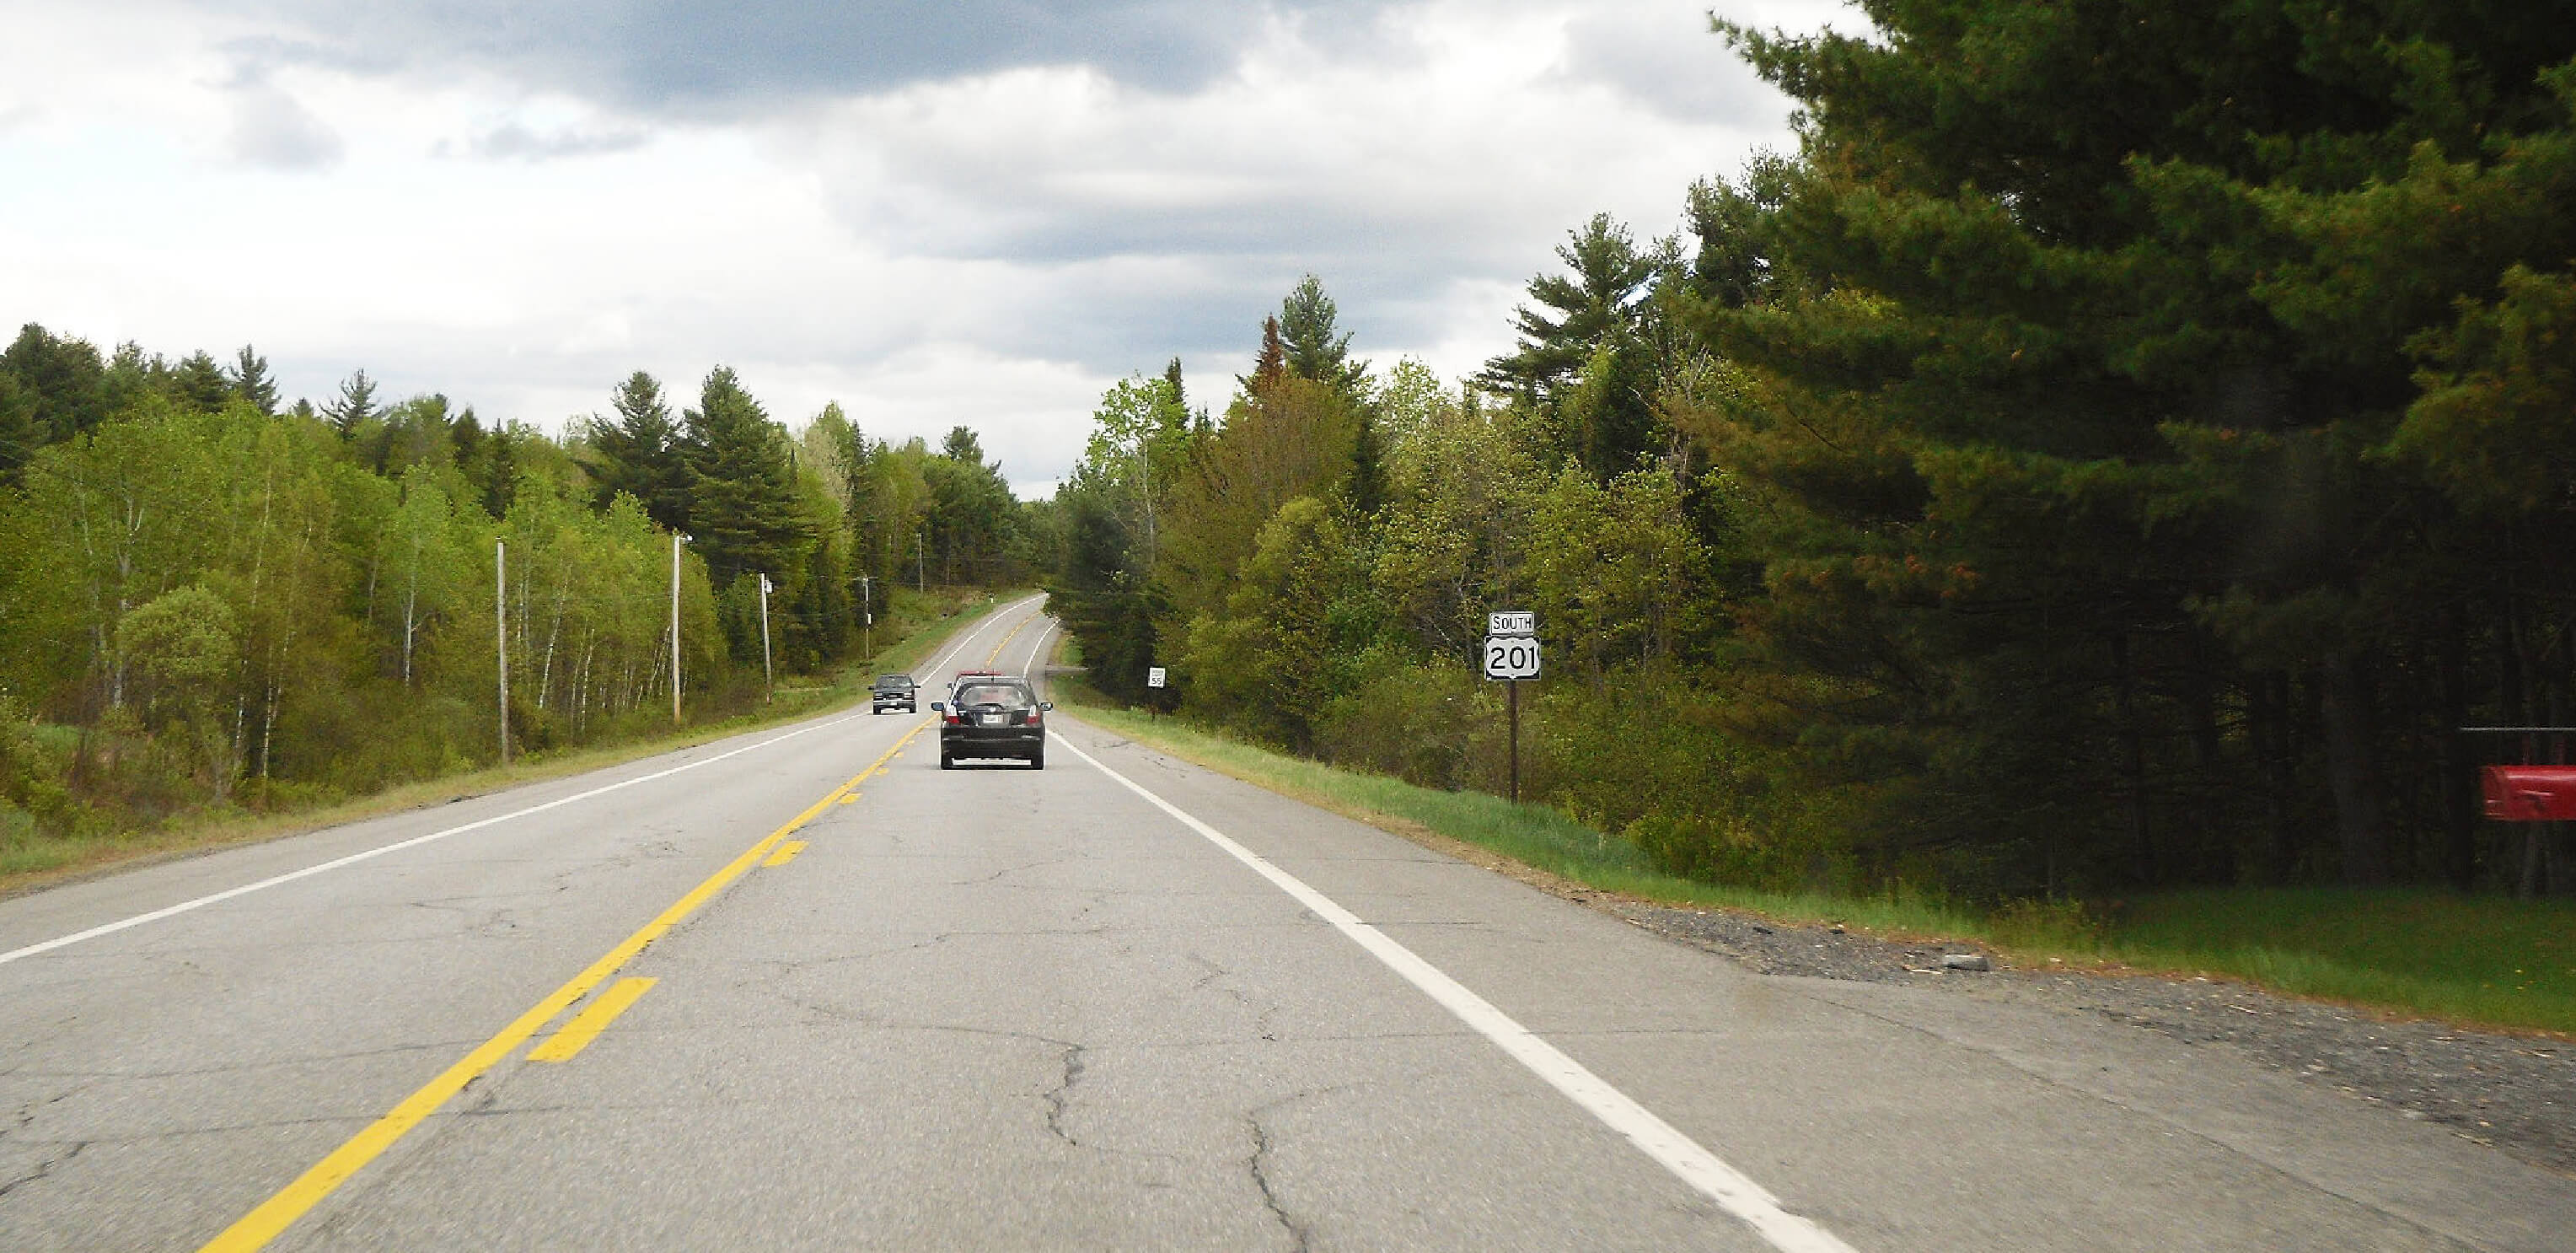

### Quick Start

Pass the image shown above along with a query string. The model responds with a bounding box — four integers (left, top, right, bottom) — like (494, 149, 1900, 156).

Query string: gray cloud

(227, 78, 346, 170)
(220, 1, 1392, 109)
(1556, 6, 1787, 122)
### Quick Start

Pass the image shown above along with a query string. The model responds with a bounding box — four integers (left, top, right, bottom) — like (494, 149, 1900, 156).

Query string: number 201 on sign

(1483, 635, 1541, 680)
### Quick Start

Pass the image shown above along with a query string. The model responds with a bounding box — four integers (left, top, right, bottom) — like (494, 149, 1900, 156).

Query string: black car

(933, 676, 1050, 769)
(870, 674, 918, 714)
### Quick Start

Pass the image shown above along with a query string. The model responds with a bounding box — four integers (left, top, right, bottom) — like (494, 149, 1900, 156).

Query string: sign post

(1147, 666, 1167, 722)
(1482, 612, 1540, 803)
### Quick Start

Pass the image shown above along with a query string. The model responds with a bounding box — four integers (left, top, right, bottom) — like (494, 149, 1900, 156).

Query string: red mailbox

(2481, 766, 2576, 820)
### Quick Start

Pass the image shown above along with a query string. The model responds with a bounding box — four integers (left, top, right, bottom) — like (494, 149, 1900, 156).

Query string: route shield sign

(1483, 635, 1541, 680)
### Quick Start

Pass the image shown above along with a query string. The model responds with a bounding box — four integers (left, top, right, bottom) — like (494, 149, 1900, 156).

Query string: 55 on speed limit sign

(1483, 635, 1541, 680)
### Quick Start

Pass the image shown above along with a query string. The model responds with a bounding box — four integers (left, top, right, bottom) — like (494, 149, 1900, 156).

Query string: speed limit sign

(1482, 635, 1541, 680)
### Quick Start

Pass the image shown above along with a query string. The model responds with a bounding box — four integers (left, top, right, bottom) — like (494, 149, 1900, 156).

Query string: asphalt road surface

(2, 597, 2568, 1250)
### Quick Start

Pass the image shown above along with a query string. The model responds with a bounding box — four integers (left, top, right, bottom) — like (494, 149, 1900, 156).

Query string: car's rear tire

(1030, 748, 1044, 770)
(939, 752, 953, 770)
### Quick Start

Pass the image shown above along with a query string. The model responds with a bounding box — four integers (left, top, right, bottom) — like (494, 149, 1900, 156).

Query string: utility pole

(915, 529, 926, 594)
(857, 573, 873, 664)
(758, 572, 774, 700)
(669, 533, 684, 725)
(496, 540, 509, 766)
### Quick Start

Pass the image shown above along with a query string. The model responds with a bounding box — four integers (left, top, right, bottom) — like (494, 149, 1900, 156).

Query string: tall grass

(1059, 687, 2576, 1035)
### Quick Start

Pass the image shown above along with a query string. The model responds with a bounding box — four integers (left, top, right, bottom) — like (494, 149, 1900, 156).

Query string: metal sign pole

(496, 540, 508, 767)
(1508, 678, 1519, 804)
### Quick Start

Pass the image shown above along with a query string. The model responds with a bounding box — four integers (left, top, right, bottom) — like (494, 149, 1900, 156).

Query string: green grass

(0, 588, 1025, 901)
(2095, 889, 2576, 1035)
(1056, 683, 2576, 1036)
(1054, 686, 1991, 938)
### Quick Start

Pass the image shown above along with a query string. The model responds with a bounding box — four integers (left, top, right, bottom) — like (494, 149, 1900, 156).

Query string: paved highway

(1, 597, 2568, 1250)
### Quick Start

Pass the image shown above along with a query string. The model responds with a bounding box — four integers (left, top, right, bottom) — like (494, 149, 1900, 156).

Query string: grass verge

(0, 588, 1028, 900)
(1055, 678, 2576, 1036)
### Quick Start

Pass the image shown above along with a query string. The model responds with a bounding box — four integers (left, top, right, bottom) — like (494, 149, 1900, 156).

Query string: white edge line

(1053, 733, 1856, 1253)
(0, 597, 1044, 968)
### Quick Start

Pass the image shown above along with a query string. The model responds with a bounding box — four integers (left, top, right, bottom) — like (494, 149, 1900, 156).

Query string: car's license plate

(981, 713, 1006, 727)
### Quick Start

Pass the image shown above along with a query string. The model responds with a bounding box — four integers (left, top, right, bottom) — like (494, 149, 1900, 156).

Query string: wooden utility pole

(858, 573, 873, 664)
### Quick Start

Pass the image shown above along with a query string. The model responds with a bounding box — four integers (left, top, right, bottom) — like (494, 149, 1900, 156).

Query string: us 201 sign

(1483, 635, 1541, 680)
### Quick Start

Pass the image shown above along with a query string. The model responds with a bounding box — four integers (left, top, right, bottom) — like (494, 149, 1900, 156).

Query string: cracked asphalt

(1, 598, 2571, 1250)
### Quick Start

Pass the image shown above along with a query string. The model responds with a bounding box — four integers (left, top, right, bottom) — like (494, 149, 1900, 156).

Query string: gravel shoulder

(1338, 815, 2576, 1179)
(1606, 897, 2576, 1179)
(1077, 720, 2576, 1181)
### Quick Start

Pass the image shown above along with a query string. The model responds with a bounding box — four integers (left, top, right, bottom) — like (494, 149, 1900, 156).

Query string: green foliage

(0, 330, 1017, 845)
(1044, 2, 2576, 912)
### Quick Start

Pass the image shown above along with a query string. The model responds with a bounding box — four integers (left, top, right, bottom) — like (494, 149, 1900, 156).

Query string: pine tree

(1245, 316, 1289, 394)
(324, 369, 378, 438)
(588, 371, 693, 533)
(683, 366, 814, 593)
(170, 352, 233, 413)
(0, 371, 39, 485)
(1478, 214, 1656, 406)
(2, 324, 110, 442)
(1279, 274, 1370, 401)
(227, 346, 279, 415)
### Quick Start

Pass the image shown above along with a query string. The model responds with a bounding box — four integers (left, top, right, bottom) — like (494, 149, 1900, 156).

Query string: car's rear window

(954, 684, 1030, 708)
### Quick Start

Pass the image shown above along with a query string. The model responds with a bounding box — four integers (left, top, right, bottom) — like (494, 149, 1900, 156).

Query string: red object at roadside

(2481, 766, 2576, 820)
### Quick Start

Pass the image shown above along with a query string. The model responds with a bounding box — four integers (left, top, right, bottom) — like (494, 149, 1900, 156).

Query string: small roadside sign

(1146, 667, 1167, 689)
(1483, 636, 1541, 680)
(1489, 610, 1536, 637)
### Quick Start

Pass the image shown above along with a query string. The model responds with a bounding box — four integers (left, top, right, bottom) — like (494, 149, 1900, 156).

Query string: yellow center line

(526, 977, 656, 1063)
(983, 616, 1028, 665)
(198, 723, 930, 1253)
(761, 840, 808, 868)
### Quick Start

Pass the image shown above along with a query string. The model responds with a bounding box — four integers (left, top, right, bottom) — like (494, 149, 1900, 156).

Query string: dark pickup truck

(870, 674, 918, 714)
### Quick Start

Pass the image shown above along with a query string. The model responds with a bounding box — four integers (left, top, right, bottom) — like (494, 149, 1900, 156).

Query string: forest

(1044, 0, 2576, 901)
(0, 337, 1038, 853)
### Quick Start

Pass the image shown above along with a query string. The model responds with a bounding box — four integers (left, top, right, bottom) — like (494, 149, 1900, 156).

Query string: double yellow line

(201, 724, 929, 1252)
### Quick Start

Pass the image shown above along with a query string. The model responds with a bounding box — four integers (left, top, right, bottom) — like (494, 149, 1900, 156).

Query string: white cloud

(0, 0, 1859, 497)
(225, 73, 344, 169)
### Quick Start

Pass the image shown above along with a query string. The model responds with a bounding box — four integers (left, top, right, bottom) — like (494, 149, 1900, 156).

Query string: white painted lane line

(0, 715, 865, 967)
(2, 599, 1042, 968)
(1055, 734, 1856, 1253)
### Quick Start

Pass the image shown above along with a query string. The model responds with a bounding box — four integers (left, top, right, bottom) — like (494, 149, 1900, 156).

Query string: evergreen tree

(170, 352, 233, 414)
(1694, 0, 2576, 890)
(227, 345, 279, 415)
(0, 372, 38, 485)
(324, 369, 378, 438)
(1279, 274, 1370, 401)
(2, 324, 109, 443)
(1478, 214, 1657, 406)
(588, 370, 693, 533)
(481, 424, 518, 519)
(683, 366, 814, 593)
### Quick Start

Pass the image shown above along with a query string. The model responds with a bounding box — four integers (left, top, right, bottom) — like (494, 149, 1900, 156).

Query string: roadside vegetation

(1038, 2, 2576, 1010)
(0, 328, 1049, 890)
(1060, 686, 2576, 1035)
(0, 587, 1008, 894)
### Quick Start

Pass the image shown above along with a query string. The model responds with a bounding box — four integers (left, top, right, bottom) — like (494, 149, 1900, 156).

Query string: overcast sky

(0, 0, 1856, 496)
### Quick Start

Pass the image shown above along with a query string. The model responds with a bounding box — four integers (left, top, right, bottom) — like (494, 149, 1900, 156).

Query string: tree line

(1046, 0, 2576, 901)
(0, 330, 1034, 844)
